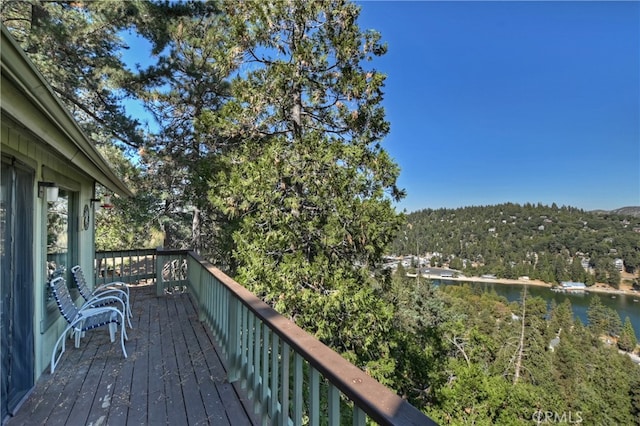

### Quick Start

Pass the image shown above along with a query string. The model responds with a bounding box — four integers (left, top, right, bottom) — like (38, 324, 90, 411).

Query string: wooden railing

(96, 249, 437, 426)
(94, 248, 157, 286)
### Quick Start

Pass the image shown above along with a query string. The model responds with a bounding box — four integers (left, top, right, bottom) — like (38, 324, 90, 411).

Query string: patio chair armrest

(80, 294, 127, 314)
(96, 282, 128, 291)
(89, 287, 128, 301)
(83, 293, 123, 305)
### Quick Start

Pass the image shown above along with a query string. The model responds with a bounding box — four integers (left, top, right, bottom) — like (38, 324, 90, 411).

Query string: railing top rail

(95, 248, 157, 256)
(186, 250, 435, 426)
(155, 248, 190, 256)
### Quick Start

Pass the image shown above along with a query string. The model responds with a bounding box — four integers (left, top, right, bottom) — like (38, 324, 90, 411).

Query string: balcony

(9, 249, 436, 425)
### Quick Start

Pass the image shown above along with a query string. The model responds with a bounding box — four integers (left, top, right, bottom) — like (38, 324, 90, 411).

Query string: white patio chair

(50, 276, 127, 373)
(71, 265, 132, 328)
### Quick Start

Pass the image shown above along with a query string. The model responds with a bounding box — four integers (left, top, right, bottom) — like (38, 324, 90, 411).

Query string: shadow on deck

(7, 285, 258, 426)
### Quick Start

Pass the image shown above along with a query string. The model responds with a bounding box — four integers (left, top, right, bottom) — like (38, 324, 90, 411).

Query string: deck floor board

(6, 284, 257, 426)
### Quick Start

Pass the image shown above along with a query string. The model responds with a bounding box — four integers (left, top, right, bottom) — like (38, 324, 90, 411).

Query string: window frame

(41, 187, 79, 332)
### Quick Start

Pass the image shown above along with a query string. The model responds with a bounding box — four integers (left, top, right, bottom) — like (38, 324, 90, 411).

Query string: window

(43, 188, 78, 330)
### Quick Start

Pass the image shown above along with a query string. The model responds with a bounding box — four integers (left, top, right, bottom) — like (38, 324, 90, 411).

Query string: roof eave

(1, 25, 134, 198)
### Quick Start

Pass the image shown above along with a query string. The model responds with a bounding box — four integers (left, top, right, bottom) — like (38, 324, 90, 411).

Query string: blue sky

(356, 1, 639, 212)
(122, 1, 639, 213)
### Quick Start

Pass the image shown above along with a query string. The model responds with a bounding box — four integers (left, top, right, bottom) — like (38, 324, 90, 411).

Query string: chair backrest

(71, 265, 91, 302)
(50, 276, 79, 325)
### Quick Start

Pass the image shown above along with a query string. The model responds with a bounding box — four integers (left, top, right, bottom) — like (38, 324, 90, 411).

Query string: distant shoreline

(422, 274, 638, 297)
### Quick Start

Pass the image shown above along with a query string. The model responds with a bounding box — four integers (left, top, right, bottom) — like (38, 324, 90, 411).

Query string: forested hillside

(392, 203, 640, 287)
(403, 278, 640, 424)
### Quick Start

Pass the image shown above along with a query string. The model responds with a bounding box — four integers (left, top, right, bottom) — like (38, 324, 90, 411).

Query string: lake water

(434, 280, 640, 341)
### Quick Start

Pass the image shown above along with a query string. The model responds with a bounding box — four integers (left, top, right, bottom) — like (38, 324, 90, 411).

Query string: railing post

(293, 353, 303, 425)
(252, 320, 261, 407)
(328, 384, 340, 425)
(245, 309, 254, 391)
(240, 304, 249, 388)
(309, 367, 320, 426)
(193, 258, 207, 323)
(353, 407, 367, 426)
(155, 247, 164, 296)
(279, 342, 290, 426)
(261, 326, 270, 423)
(228, 297, 241, 382)
(270, 334, 280, 423)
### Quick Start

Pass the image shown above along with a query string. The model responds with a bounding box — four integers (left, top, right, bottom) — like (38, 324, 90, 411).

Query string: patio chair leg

(120, 322, 128, 358)
(109, 323, 116, 342)
(123, 294, 132, 328)
(51, 325, 73, 374)
(75, 328, 82, 348)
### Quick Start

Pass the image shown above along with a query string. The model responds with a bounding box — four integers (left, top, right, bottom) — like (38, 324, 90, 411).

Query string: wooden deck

(7, 284, 258, 426)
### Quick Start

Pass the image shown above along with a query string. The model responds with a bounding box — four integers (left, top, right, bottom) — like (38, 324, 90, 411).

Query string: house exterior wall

(2, 114, 97, 377)
(2, 26, 131, 414)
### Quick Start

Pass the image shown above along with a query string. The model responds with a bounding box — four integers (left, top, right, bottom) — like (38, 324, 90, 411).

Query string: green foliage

(198, 0, 405, 381)
(132, 1, 233, 255)
(392, 203, 640, 285)
(573, 344, 639, 425)
(3, 0, 230, 255)
(632, 371, 640, 424)
(618, 317, 638, 352)
(386, 274, 450, 404)
(430, 285, 640, 425)
(94, 145, 161, 250)
(1, 0, 147, 149)
(587, 296, 623, 337)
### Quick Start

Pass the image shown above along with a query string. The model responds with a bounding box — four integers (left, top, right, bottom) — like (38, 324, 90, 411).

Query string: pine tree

(618, 317, 638, 352)
(569, 256, 586, 283)
(1, 0, 146, 148)
(199, 0, 405, 382)
(129, 1, 235, 254)
(587, 296, 608, 336)
(631, 368, 640, 425)
(1, 1, 226, 251)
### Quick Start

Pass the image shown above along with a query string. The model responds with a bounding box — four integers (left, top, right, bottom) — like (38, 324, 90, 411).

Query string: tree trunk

(513, 286, 527, 384)
(192, 206, 201, 254)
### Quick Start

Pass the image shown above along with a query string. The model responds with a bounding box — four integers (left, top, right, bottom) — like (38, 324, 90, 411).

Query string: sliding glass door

(1, 160, 34, 421)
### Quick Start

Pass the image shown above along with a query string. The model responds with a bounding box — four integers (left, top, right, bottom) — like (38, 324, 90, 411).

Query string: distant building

(614, 258, 624, 271)
(581, 258, 590, 270)
(549, 328, 562, 352)
(559, 281, 587, 293)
